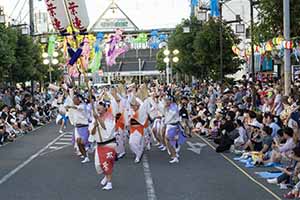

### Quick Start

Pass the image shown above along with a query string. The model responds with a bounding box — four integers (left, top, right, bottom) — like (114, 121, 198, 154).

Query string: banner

(44, 0, 69, 33)
(65, 0, 90, 32)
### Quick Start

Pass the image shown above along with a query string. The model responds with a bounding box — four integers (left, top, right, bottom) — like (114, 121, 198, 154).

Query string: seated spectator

(266, 127, 296, 164)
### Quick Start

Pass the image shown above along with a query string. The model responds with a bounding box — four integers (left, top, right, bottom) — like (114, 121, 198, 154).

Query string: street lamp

(0, 7, 5, 24)
(43, 51, 59, 83)
(197, 10, 207, 21)
(163, 48, 179, 84)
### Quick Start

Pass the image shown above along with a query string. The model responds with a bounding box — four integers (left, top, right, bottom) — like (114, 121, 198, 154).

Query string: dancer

(164, 95, 187, 163)
(129, 97, 148, 163)
(90, 101, 117, 190)
(67, 94, 90, 163)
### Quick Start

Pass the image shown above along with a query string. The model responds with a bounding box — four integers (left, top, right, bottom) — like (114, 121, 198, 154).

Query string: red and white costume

(91, 112, 117, 176)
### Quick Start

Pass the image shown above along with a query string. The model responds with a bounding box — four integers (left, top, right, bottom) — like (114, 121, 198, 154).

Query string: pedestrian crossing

(39, 132, 73, 156)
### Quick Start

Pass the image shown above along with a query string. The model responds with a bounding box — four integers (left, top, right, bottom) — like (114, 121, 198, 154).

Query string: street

(0, 124, 283, 200)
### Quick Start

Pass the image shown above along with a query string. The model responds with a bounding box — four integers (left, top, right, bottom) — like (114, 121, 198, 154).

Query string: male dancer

(90, 101, 116, 190)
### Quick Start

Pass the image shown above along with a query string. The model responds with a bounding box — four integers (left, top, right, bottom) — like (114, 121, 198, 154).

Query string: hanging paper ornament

(159, 34, 168, 42)
(65, 0, 90, 33)
(210, 0, 220, 17)
(276, 37, 284, 45)
(68, 42, 84, 66)
(266, 41, 273, 51)
(149, 30, 160, 49)
(135, 33, 148, 44)
(285, 41, 293, 49)
(272, 38, 277, 45)
(47, 35, 56, 57)
(44, 0, 69, 34)
(80, 37, 90, 70)
(232, 46, 238, 55)
(192, 0, 199, 6)
(89, 32, 105, 73)
(106, 29, 129, 66)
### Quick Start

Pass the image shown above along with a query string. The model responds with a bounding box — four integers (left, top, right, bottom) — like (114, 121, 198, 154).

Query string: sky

(0, 0, 255, 30)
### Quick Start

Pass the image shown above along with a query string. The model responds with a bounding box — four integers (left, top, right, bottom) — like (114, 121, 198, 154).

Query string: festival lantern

(65, 0, 90, 33)
(266, 41, 273, 52)
(44, 0, 69, 34)
(285, 40, 293, 49)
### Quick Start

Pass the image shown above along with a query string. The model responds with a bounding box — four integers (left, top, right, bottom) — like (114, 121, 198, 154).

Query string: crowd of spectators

(0, 88, 56, 146)
(170, 75, 300, 199)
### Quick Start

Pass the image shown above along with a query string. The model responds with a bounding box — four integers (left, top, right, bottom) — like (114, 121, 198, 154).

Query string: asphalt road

(0, 124, 284, 200)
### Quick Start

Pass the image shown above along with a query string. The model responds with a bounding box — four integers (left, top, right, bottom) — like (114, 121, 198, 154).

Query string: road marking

(60, 138, 72, 141)
(40, 144, 71, 156)
(63, 135, 73, 138)
(0, 133, 67, 185)
(195, 134, 282, 200)
(49, 146, 60, 149)
(142, 155, 157, 200)
(54, 142, 70, 145)
(186, 141, 207, 155)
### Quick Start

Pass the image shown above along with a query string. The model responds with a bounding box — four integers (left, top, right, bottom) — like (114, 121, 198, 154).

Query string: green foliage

(160, 17, 243, 81)
(193, 19, 243, 81)
(254, 0, 300, 42)
(155, 49, 166, 72)
(0, 25, 17, 82)
(0, 25, 50, 85)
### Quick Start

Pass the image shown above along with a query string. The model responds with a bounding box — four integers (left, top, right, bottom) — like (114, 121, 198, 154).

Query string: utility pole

(29, 0, 35, 96)
(190, 0, 195, 18)
(29, 0, 34, 35)
(219, 2, 223, 84)
(250, 0, 255, 82)
(283, 0, 291, 95)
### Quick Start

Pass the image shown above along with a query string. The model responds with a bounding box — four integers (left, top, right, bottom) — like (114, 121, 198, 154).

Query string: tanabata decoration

(232, 36, 300, 63)
(65, 0, 90, 33)
(44, 0, 69, 34)
(191, 0, 199, 6)
(106, 29, 129, 66)
(149, 30, 160, 49)
(80, 37, 91, 70)
(210, 0, 220, 17)
(67, 41, 83, 66)
(90, 32, 105, 73)
(135, 33, 148, 44)
(47, 35, 56, 57)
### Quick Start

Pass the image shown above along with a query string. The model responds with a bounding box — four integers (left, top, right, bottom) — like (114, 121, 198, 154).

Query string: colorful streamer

(106, 29, 129, 66)
(210, 0, 220, 17)
(47, 35, 56, 57)
(89, 32, 104, 73)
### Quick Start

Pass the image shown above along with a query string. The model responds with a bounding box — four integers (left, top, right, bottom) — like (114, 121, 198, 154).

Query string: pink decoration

(106, 29, 129, 66)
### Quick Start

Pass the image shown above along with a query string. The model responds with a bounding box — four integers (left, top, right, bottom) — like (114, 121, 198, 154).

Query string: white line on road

(0, 133, 67, 185)
(142, 155, 157, 200)
(60, 138, 72, 141)
(40, 144, 71, 156)
(49, 146, 60, 149)
(63, 135, 73, 138)
(195, 134, 281, 200)
(54, 142, 70, 145)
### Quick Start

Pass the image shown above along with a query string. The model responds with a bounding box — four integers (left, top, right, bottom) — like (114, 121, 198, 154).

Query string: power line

(20, 10, 29, 24)
(8, 0, 23, 19)
(14, 0, 28, 22)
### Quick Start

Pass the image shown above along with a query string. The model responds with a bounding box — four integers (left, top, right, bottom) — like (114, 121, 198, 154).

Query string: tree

(193, 19, 243, 81)
(161, 17, 243, 81)
(166, 17, 203, 76)
(254, 0, 300, 42)
(0, 25, 17, 83)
